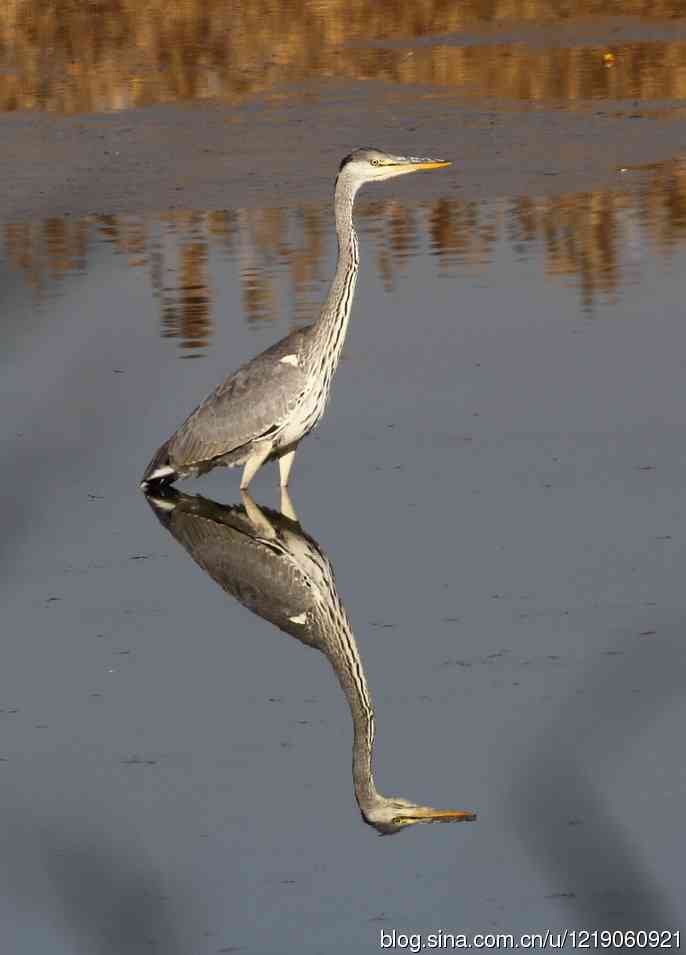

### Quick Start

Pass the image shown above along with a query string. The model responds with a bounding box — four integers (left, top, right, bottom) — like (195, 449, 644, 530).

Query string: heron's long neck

(317, 606, 379, 808)
(308, 177, 359, 375)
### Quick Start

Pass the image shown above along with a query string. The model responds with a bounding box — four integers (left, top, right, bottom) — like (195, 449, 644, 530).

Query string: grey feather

(167, 329, 308, 471)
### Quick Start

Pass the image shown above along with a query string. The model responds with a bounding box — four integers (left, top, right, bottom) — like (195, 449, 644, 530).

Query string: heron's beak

(393, 806, 476, 825)
(411, 159, 451, 171)
(399, 157, 451, 173)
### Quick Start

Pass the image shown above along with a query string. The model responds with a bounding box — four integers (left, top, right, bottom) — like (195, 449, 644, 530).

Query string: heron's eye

(370, 159, 381, 166)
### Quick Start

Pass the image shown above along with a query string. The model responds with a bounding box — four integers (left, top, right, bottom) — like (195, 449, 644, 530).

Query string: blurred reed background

(1, 0, 686, 113)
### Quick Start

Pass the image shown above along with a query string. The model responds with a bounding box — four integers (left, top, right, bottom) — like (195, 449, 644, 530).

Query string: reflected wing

(173, 509, 315, 626)
(168, 329, 308, 468)
(147, 492, 321, 645)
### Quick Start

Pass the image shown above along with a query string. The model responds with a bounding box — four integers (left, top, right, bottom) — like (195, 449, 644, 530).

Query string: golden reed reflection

(6, 159, 686, 342)
(1, 1, 686, 114)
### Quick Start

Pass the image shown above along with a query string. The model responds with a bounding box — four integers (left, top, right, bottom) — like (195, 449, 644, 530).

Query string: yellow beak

(410, 160, 452, 171)
(395, 806, 476, 824)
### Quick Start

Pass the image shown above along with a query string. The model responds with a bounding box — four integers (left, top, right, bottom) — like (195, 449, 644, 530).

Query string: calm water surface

(3, 2, 686, 953)
(6, 153, 686, 345)
(4, 171, 686, 952)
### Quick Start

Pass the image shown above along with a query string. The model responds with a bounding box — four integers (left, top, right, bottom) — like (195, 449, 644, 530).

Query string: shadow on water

(511, 632, 684, 928)
(0, 812, 184, 954)
(144, 487, 476, 835)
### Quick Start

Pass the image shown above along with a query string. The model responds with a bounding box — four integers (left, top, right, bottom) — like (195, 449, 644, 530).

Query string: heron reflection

(145, 488, 475, 835)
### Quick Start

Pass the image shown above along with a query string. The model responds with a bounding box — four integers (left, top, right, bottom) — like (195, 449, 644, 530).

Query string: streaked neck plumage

(306, 170, 361, 380)
(313, 600, 380, 810)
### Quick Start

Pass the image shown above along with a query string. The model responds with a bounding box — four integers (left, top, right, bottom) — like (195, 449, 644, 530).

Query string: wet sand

(3, 14, 686, 225)
(2, 77, 686, 225)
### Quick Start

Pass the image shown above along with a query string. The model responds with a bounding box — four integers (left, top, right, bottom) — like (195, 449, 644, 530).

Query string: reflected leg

(279, 487, 299, 523)
(241, 490, 277, 539)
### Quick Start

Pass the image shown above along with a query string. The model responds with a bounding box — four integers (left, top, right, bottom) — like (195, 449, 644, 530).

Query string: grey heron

(145, 487, 475, 834)
(140, 148, 450, 491)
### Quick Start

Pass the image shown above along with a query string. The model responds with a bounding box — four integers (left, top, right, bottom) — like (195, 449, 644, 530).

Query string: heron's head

(361, 795, 476, 836)
(337, 147, 451, 191)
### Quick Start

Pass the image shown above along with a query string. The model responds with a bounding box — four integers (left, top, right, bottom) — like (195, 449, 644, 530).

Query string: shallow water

(4, 169, 686, 951)
(3, 3, 686, 953)
(6, 154, 686, 343)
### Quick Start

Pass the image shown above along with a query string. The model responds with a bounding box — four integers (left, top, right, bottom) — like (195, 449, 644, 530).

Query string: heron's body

(146, 487, 475, 833)
(140, 148, 449, 491)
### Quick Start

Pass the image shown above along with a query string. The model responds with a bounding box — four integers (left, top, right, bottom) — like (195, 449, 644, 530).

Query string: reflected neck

(318, 606, 380, 808)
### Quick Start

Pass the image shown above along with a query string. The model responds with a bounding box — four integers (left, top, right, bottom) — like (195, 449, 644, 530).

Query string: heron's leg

(278, 449, 296, 487)
(240, 442, 272, 489)
(279, 487, 299, 523)
(241, 490, 277, 538)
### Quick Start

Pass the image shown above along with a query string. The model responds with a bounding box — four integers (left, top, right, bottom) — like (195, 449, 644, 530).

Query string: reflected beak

(144, 488, 180, 526)
(394, 806, 476, 825)
(145, 492, 177, 513)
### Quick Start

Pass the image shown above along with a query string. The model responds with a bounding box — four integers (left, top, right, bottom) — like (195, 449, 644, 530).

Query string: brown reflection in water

(6, 160, 686, 344)
(177, 242, 211, 354)
(150, 211, 212, 353)
(1, 2, 686, 114)
(5, 216, 89, 289)
(636, 159, 686, 251)
(427, 198, 498, 269)
(515, 192, 624, 310)
(506, 158, 686, 307)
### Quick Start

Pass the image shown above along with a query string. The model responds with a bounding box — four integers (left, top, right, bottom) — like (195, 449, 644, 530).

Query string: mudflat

(2, 86, 685, 223)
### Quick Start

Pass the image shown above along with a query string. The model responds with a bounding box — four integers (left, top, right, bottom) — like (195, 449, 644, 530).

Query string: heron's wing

(168, 329, 308, 468)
